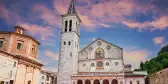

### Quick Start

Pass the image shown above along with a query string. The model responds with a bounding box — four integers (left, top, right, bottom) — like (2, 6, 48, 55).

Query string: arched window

(28, 80, 31, 84)
(137, 80, 140, 84)
(69, 20, 72, 31)
(76, 22, 78, 33)
(95, 48, 104, 59)
(65, 20, 68, 32)
(130, 81, 132, 84)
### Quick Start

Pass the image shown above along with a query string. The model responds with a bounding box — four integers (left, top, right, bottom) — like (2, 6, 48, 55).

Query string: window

(13, 62, 16, 67)
(28, 81, 31, 84)
(46, 76, 49, 81)
(65, 20, 68, 32)
(75, 42, 76, 47)
(6, 82, 9, 84)
(1, 81, 4, 84)
(137, 80, 140, 84)
(41, 82, 44, 84)
(70, 52, 72, 56)
(17, 43, 23, 50)
(76, 22, 77, 28)
(64, 42, 66, 45)
(42, 76, 44, 79)
(0, 40, 3, 47)
(69, 20, 72, 31)
(32, 45, 36, 54)
(130, 81, 132, 84)
(68, 41, 71, 45)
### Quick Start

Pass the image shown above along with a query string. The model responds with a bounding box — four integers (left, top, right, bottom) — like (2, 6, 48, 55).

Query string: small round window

(106, 45, 111, 50)
(106, 62, 109, 66)
(97, 41, 102, 46)
(91, 63, 95, 67)
(83, 63, 86, 66)
(115, 62, 119, 66)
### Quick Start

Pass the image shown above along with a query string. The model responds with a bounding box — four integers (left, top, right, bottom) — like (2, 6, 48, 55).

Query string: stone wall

(150, 68, 168, 84)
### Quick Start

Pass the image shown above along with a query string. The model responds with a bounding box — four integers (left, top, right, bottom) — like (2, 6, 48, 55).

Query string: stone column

(83, 79, 85, 84)
(91, 80, 94, 84)
(109, 80, 112, 84)
(100, 80, 103, 84)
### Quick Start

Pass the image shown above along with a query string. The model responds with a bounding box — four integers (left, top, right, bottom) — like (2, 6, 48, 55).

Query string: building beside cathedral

(39, 70, 57, 84)
(57, 0, 147, 84)
(0, 25, 43, 84)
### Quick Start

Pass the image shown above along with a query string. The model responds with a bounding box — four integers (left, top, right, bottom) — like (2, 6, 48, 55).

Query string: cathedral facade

(57, 0, 146, 84)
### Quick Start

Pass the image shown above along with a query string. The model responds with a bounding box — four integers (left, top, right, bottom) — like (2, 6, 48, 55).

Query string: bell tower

(57, 0, 81, 84)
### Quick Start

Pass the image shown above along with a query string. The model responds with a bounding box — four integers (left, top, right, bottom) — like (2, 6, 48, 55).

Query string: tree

(158, 44, 168, 54)
(138, 44, 168, 75)
(140, 62, 144, 70)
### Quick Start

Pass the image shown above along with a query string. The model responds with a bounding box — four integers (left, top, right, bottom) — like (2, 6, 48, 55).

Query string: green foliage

(158, 45, 168, 54)
(139, 44, 168, 75)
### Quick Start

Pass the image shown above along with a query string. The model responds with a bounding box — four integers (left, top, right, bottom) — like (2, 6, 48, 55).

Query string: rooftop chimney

(14, 25, 25, 34)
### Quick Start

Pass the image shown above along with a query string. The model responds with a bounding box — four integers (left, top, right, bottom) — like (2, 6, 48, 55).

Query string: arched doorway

(112, 79, 118, 84)
(103, 79, 109, 84)
(28, 80, 31, 84)
(77, 80, 83, 84)
(85, 79, 91, 84)
(94, 79, 100, 84)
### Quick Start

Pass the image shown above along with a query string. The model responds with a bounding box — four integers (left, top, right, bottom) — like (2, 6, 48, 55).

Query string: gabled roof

(79, 38, 122, 52)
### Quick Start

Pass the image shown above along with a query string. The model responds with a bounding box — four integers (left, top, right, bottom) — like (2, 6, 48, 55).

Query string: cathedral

(57, 0, 147, 84)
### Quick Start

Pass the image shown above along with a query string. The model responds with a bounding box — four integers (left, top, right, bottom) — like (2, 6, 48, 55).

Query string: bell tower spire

(67, 0, 76, 14)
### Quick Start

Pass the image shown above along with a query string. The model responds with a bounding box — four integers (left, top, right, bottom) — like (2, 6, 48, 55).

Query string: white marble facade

(78, 39, 124, 73)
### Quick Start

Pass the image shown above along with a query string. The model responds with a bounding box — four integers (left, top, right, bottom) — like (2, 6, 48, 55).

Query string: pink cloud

(124, 49, 151, 69)
(153, 36, 165, 45)
(53, 0, 70, 14)
(42, 67, 58, 72)
(40, 59, 54, 65)
(78, 13, 95, 28)
(44, 50, 59, 60)
(32, 4, 60, 27)
(75, 0, 153, 29)
(122, 16, 168, 31)
(0, 4, 9, 22)
(22, 23, 56, 41)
